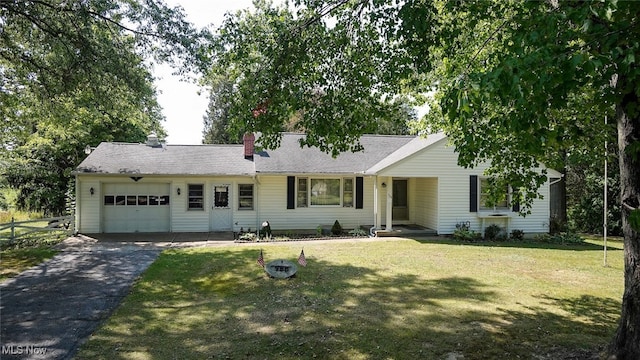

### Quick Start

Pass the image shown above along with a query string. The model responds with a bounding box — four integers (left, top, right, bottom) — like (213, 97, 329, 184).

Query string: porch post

(374, 177, 381, 229)
(386, 177, 393, 231)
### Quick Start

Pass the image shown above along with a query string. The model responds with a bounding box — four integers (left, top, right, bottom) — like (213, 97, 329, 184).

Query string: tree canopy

(0, 0, 209, 214)
(205, 0, 413, 154)
(207, 0, 639, 357)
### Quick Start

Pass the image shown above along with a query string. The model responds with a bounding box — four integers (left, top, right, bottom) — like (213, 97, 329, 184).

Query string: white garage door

(102, 183, 170, 233)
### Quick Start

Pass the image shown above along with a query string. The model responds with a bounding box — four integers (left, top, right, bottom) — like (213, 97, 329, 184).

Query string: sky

(155, 0, 257, 145)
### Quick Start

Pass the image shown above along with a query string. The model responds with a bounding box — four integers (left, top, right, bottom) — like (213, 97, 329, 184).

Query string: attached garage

(102, 183, 170, 233)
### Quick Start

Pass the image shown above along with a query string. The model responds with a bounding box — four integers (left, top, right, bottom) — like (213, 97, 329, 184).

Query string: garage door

(102, 183, 170, 233)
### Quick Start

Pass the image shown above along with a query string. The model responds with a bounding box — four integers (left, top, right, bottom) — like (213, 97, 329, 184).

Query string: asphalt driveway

(0, 240, 162, 360)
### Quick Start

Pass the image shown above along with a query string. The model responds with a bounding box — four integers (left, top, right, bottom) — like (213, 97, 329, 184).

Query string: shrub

(510, 229, 525, 241)
(348, 228, 368, 237)
(331, 220, 343, 236)
(484, 224, 504, 241)
(238, 232, 257, 241)
(553, 232, 584, 244)
(548, 215, 568, 235)
(534, 232, 584, 244)
(453, 222, 481, 242)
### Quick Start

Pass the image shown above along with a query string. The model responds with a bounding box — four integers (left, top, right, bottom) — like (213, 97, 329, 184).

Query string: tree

(207, 0, 412, 155)
(208, 0, 639, 357)
(0, 0, 208, 214)
(202, 72, 241, 144)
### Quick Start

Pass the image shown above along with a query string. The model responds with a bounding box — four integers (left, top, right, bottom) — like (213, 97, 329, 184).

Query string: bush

(348, 228, 368, 237)
(453, 222, 481, 242)
(534, 232, 584, 244)
(238, 232, 257, 241)
(548, 215, 568, 235)
(484, 224, 504, 241)
(331, 220, 343, 236)
(510, 229, 525, 241)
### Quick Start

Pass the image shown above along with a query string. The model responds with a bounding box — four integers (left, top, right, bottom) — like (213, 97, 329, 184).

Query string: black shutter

(355, 177, 364, 209)
(287, 176, 295, 209)
(512, 190, 520, 213)
(470, 175, 478, 212)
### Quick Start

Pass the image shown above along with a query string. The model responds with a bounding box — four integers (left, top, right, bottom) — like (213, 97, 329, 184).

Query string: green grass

(0, 247, 58, 282)
(78, 237, 624, 359)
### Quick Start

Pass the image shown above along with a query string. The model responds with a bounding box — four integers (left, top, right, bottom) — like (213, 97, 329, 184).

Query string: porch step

(375, 225, 437, 237)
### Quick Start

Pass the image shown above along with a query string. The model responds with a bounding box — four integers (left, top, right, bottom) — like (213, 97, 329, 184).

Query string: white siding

(256, 175, 375, 231)
(76, 175, 256, 233)
(77, 178, 101, 233)
(378, 139, 552, 235)
(414, 177, 438, 230)
(171, 179, 208, 232)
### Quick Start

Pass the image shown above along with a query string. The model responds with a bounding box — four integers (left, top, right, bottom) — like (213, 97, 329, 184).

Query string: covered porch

(372, 176, 439, 235)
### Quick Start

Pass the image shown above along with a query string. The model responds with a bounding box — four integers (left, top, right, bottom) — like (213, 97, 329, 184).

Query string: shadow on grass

(78, 248, 621, 360)
(411, 236, 624, 252)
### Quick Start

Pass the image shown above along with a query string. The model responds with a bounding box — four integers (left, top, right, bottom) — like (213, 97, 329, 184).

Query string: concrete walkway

(0, 238, 162, 360)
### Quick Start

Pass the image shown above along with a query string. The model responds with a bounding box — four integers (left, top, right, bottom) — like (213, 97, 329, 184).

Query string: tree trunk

(609, 90, 640, 359)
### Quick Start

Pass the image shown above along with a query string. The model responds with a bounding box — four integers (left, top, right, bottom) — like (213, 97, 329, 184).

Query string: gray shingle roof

(75, 133, 443, 176)
(254, 133, 415, 174)
(75, 143, 255, 176)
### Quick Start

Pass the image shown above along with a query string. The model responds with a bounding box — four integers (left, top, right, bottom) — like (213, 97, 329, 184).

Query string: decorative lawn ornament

(265, 259, 297, 279)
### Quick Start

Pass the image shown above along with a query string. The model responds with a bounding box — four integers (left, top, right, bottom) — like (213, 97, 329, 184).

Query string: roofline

(73, 172, 256, 177)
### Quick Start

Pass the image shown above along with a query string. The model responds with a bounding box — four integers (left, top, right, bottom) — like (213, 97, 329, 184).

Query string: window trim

(297, 177, 308, 208)
(478, 177, 510, 212)
(295, 177, 355, 208)
(187, 184, 205, 210)
(238, 184, 254, 210)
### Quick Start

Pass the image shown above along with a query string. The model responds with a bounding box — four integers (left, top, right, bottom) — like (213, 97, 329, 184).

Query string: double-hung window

(188, 184, 204, 210)
(297, 178, 308, 208)
(479, 178, 509, 211)
(343, 178, 354, 207)
(238, 184, 254, 210)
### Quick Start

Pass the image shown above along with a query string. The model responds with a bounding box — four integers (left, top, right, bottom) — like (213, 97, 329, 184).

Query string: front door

(392, 179, 409, 221)
(211, 185, 232, 231)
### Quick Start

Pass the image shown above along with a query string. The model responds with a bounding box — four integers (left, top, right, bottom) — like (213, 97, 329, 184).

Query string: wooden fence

(0, 215, 74, 244)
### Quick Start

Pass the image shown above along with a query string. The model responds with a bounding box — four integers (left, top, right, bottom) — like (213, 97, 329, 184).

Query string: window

(188, 184, 204, 210)
(479, 178, 509, 211)
(297, 178, 308, 208)
(343, 178, 354, 207)
(214, 186, 229, 208)
(291, 177, 363, 208)
(104, 196, 115, 206)
(310, 178, 341, 206)
(238, 184, 254, 210)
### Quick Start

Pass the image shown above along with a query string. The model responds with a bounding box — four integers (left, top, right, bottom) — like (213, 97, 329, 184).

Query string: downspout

(371, 175, 380, 237)
(386, 177, 393, 231)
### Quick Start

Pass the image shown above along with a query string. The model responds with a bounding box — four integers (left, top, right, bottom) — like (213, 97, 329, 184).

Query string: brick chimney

(243, 133, 255, 160)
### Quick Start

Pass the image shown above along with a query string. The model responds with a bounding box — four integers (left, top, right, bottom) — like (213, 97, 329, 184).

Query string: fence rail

(0, 215, 75, 243)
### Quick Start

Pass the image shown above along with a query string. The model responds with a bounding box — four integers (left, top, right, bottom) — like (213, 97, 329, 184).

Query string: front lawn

(0, 247, 58, 282)
(78, 237, 624, 359)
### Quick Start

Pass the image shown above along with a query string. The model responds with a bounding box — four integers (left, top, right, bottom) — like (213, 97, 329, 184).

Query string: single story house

(73, 133, 562, 236)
